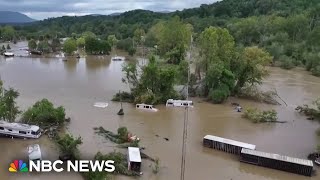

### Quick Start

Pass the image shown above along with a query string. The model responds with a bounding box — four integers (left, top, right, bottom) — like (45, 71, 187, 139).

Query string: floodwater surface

(0, 42, 319, 180)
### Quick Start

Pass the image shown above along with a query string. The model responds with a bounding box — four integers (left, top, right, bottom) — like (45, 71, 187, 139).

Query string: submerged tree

(198, 26, 236, 103)
(121, 56, 178, 104)
(22, 99, 66, 127)
(63, 38, 77, 55)
(0, 80, 21, 122)
(233, 46, 273, 93)
(56, 134, 82, 159)
(28, 39, 37, 50)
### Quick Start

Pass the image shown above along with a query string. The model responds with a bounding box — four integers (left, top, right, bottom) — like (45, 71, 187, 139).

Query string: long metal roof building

(241, 148, 313, 167)
(204, 135, 256, 150)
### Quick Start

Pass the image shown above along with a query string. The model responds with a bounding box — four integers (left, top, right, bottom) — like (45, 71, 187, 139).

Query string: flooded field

(0, 42, 320, 180)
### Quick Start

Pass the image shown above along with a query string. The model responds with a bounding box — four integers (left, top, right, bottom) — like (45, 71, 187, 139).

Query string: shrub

(22, 99, 66, 128)
(311, 65, 320, 77)
(56, 134, 82, 159)
(208, 84, 230, 104)
(279, 55, 295, 70)
(242, 108, 277, 123)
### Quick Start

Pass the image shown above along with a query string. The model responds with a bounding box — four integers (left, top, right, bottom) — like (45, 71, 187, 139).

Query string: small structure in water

(166, 99, 193, 108)
(127, 147, 141, 172)
(94, 102, 109, 108)
(240, 148, 314, 176)
(117, 108, 124, 115)
(136, 104, 158, 112)
(28, 144, 42, 161)
(236, 106, 242, 112)
(203, 135, 256, 155)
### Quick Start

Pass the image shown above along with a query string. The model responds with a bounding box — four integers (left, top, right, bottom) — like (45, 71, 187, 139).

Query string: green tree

(122, 56, 178, 104)
(234, 46, 273, 93)
(22, 99, 66, 127)
(158, 17, 192, 64)
(133, 28, 145, 45)
(107, 34, 118, 49)
(85, 36, 99, 54)
(198, 26, 236, 97)
(51, 38, 61, 52)
(63, 38, 77, 55)
(198, 27, 235, 70)
(145, 21, 164, 47)
(56, 134, 82, 159)
(37, 40, 51, 53)
(2, 26, 15, 41)
(28, 39, 37, 50)
(76, 37, 85, 48)
(0, 81, 21, 122)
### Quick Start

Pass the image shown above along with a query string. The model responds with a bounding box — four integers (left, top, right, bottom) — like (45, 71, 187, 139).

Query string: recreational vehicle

(136, 104, 158, 112)
(166, 99, 193, 107)
(0, 121, 41, 139)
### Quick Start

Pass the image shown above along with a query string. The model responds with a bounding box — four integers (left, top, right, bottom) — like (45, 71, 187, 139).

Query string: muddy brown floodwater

(0, 42, 319, 180)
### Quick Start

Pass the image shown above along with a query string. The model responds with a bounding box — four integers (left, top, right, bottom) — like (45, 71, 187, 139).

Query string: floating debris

(94, 102, 109, 108)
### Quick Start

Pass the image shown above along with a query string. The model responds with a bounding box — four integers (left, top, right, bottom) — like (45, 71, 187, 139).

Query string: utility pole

(180, 35, 192, 180)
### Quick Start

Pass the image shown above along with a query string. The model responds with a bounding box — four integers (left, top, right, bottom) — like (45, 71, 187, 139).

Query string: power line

(180, 35, 192, 180)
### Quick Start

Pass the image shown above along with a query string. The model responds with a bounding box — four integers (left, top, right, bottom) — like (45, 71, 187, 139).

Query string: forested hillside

(1, 0, 320, 76)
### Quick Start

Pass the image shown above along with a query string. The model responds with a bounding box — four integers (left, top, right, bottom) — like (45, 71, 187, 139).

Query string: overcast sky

(0, 0, 219, 20)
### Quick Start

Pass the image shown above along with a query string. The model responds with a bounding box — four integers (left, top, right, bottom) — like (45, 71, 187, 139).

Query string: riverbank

(0, 56, 319, 180)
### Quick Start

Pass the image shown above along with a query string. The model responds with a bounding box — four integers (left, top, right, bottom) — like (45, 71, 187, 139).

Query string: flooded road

(0, 42, 320, 180)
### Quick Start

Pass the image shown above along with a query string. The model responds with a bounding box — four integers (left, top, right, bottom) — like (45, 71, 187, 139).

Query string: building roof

(28, 144, 42, 160)
(241, 149, 313, 167)
(204, 135, 256, 150)
(0, 121, 39, 131)
(128, 147, 141, 162)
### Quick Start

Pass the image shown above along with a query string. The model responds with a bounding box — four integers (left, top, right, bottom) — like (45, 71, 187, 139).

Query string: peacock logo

(9, 160, 29, 172)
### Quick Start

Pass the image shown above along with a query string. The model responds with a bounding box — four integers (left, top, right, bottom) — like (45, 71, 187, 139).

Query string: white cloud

(0, 0, 219, 20)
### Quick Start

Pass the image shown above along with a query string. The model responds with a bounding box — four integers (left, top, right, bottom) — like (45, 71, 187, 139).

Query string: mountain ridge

(0, 11, 35, 23)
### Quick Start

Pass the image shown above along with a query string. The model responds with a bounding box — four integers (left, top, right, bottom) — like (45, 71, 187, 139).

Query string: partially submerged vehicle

(166, 99, 193, 108)
(111, 56, 125, 61)
(0, 121, 41, 139)
(136, 104, 158, 112)
(4, 52, 14, 57)
(28, 144, 42, 161)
